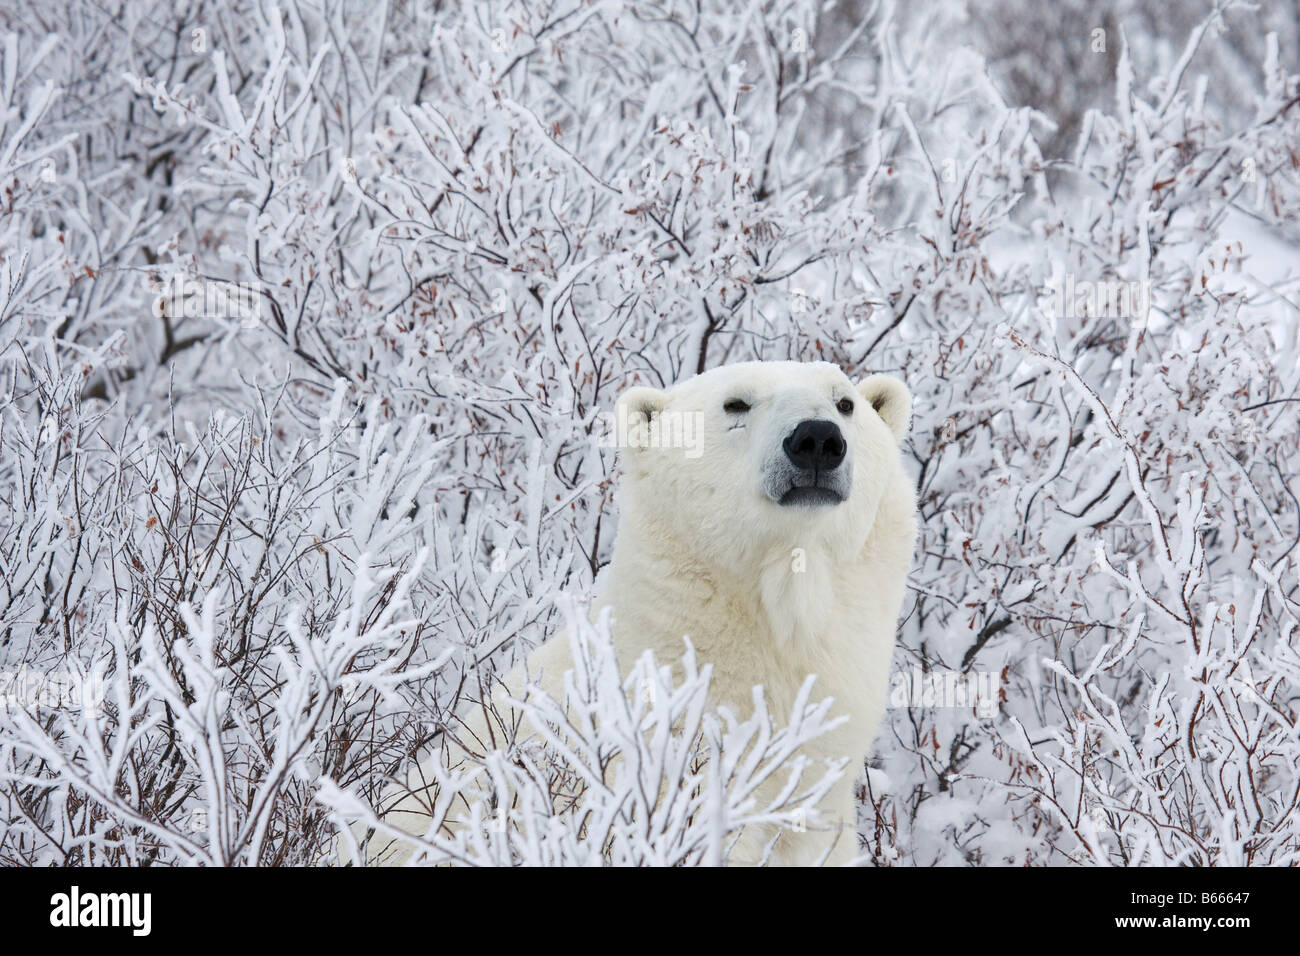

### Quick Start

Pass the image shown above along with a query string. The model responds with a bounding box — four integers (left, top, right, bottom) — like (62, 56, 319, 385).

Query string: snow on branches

(1, 0, 1298, 865)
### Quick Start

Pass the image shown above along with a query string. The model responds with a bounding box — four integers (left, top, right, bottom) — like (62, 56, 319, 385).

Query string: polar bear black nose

(783, 420, 846, 471)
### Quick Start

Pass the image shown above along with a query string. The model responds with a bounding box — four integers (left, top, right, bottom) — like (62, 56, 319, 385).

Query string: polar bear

(347, 361, 916, 866)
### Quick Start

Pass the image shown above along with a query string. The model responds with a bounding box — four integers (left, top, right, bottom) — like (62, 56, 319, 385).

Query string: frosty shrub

(0, 0, 1297, 865)
(320, 600, 848, 866)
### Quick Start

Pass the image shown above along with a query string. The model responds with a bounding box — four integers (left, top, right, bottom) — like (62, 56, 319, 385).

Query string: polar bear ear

(615, 385, 667, 450)
(856, 374, 912, 443)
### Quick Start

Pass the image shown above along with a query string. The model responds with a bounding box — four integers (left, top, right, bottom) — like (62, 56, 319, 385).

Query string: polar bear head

(612, 361, 913, 582)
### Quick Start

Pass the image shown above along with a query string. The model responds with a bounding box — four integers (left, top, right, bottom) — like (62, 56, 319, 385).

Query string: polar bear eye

(723, 399, 751, 414)
(836, 397, 855, 415)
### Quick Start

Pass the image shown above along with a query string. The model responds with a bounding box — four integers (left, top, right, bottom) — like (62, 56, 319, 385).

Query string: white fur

(357, 361, 917, 866)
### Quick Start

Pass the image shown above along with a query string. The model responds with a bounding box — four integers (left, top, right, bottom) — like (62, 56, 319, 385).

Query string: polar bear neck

(756, 545, 836, 647)
(600, 506, 862, 657)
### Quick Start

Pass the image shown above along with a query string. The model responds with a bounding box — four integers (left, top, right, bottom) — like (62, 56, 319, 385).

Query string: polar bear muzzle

(770, 418, 851, 507)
